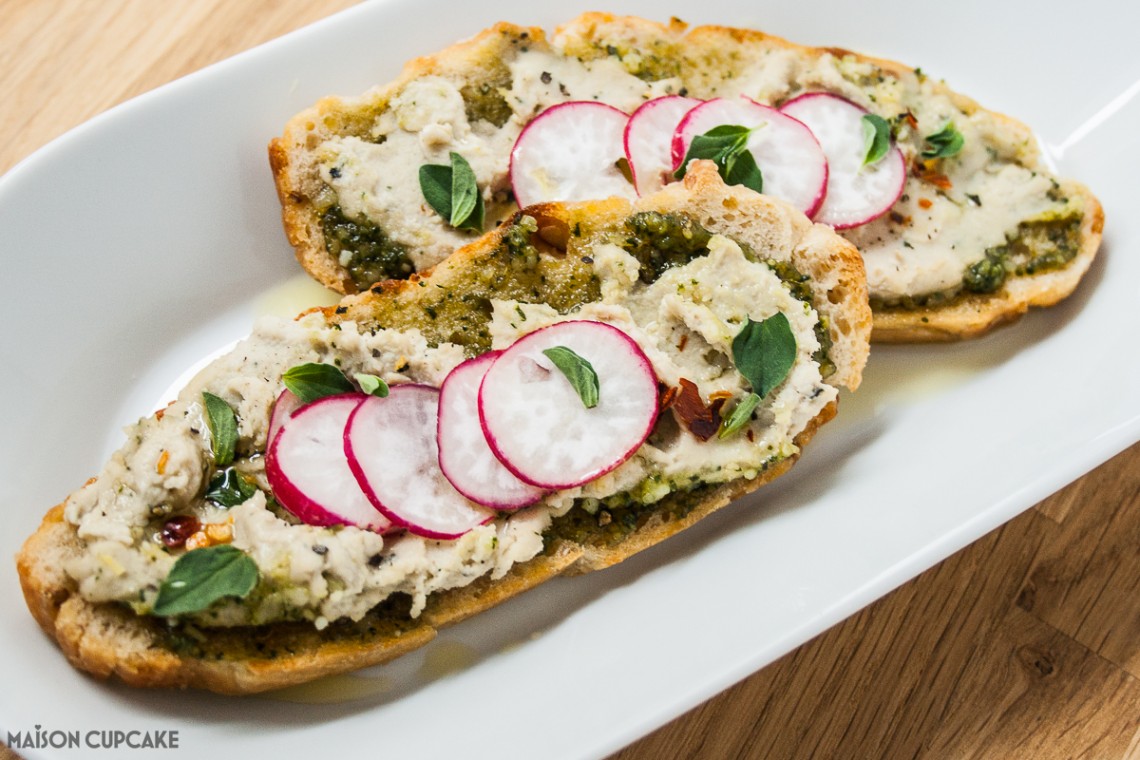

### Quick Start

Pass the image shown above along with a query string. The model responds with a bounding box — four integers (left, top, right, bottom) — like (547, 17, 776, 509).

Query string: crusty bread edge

(16, 504, 583, 694)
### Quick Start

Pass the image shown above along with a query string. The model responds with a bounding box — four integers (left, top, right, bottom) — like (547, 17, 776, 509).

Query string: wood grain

(2, 2, 1138, 759)
(611, 451, 1140, 759)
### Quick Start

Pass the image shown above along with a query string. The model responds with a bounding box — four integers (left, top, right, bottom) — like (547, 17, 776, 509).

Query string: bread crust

(19, 164, 867, 693)
(269, 13, 1102, 343)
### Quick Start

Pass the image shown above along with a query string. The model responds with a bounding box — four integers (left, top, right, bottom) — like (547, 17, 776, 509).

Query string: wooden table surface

(3, 2, 1138, 758)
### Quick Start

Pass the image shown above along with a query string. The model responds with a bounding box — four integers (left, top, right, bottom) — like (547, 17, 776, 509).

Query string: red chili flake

(153, 400, 176, 421)
(928, 174, 953, 190)
(918, 198, 933, 209)
(672, 379, 727, 441)
(676, 333, 689, 352)
(659, 384, 680, 411)
(913, 160, 953, 190)
(160, 515, 201, 548)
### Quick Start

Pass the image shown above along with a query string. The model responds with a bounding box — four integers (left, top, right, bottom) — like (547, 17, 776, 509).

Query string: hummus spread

(62, 235, 833, 628)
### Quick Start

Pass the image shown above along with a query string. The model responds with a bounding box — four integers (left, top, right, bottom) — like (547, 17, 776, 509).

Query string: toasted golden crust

(17, 505, 578, 694)
(270, 13, 1102, 343)
(19, 164, 868, 694)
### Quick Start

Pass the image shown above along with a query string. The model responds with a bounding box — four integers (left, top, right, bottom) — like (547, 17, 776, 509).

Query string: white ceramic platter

(1, 1, 1136, 758)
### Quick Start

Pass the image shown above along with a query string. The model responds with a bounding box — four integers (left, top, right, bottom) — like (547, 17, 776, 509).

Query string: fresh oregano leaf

(448, 152, 483, 231)
(205, 467, 258, 508)
(674, 124, 750, 178)
(674, 124, 764, 193)
(718, 392, 762, 439)
(542, 346, 600, 409)
(202, 392, 238, 467)
(282, 362, 355, 404)
(731, 313, 798, 399)
(419, 163, 453, 219)
(152, 545, 259, 617)
(722, 147, 763, 193)
(861, 113, 892, 166)
(354, 372, 390, 398)
(922, 121, 964, 159)
(418, 152, 484, 232)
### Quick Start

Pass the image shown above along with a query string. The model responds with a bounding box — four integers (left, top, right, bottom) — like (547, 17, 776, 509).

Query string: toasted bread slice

(19, 164, 869, 693)
(270, 13, 1101, 342)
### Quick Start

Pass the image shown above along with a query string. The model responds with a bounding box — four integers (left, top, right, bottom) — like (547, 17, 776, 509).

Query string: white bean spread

(313, 27, 1082, 303)
(63, 235, 834, 628)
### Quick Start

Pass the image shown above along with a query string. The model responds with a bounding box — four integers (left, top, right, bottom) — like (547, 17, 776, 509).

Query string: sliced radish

(437, 352, 547, 510)
(672, 97, 828, 216)
(624, 95, 703, 196)
(346, 384, 493, 540)
(479, 321, 659, 490)
(265, 393, 392, 532)
(780, 92, 906, 229)
(267, 389, 303, 449)
(510, 101, 636, 208)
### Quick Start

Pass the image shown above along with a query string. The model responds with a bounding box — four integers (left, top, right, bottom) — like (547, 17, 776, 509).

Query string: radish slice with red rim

(267, 389, 303, 449)
(479, 320, 659, 490)
(346, 384, 494, 540)
(265, 393, 392, 532)
(624, 95, 703, 196)
(672, 97, 828, 216)
(437, 352, 547, 510)
(510, 101, 635, 208)
(780, 92, 906, 229)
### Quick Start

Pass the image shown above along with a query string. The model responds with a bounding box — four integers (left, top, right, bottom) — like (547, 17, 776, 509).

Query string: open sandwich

(270, 13, 1102, 341)
(18, 164, 871, 693)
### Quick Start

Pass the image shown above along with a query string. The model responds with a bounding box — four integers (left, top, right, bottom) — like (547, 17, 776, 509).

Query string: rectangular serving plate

(1, 1, 1136, 758)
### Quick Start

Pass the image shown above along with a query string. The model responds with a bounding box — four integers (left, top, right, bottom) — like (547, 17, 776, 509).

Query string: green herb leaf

(282, 363, 354, 404)
(922, 121, 964, 159)
(731, 313, 798, 399)
(542, 346, 600, 409)
(448, 152, 483, 230)
(674, 124, 751, 178)
(718, 392, 761, 439)
(354, 373, 390, 397)
(722, 147, 763, 193)
(205, 466, 258, 508)
(673, 124, 764, 193)
(419, 163, 453, 218)
(418, 152, 484, 233)
(201, 392, 238, 467)
(861, 113, 892, 166)
(152, 545, 259, 617)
